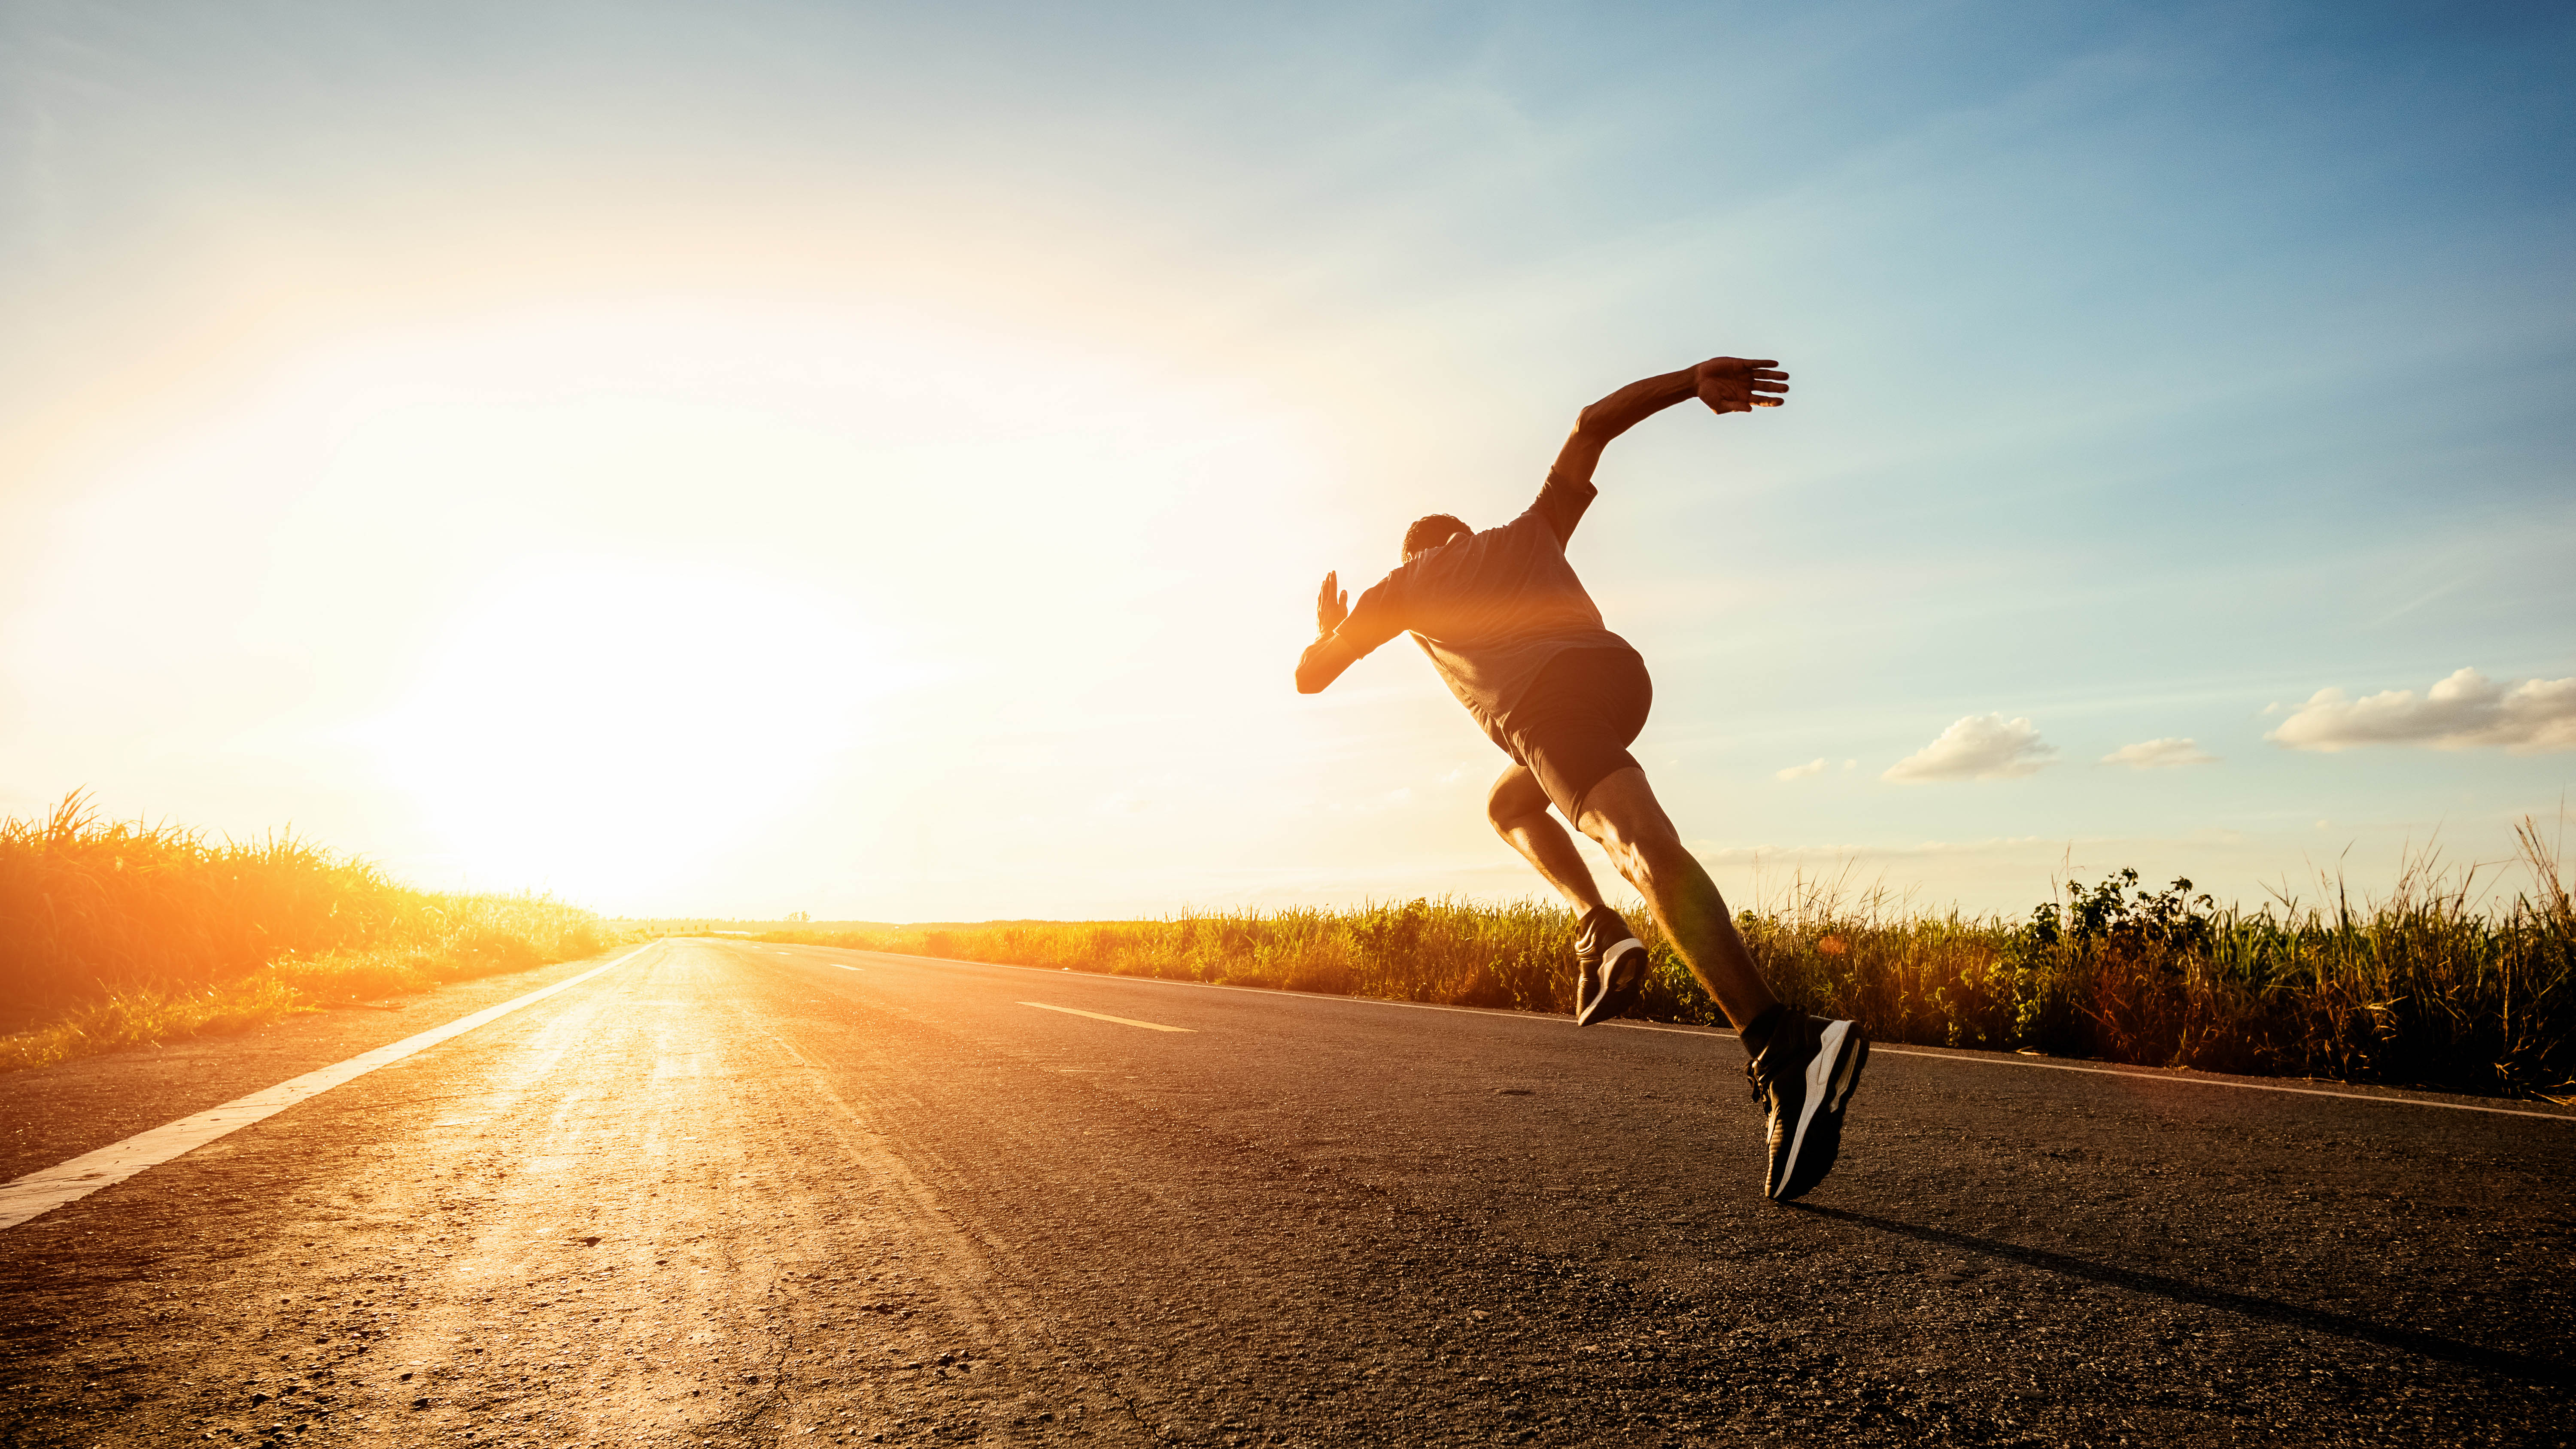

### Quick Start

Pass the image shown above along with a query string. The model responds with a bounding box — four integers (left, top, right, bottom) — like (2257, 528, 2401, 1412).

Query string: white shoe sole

(1575, 939, 1646, 1026)
(1776, 1020, 1862, 1194)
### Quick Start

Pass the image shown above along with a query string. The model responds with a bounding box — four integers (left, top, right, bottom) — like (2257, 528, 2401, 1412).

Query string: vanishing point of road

(3, 938, 2570, 1447)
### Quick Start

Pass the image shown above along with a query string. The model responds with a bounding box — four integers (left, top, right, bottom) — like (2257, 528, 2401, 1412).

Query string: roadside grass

(0, 793, 608, 1074)
(757, 820, 2573, 1102)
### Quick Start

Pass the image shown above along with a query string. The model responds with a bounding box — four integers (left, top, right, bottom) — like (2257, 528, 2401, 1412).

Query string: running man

(1293, 355, 1867, 1201)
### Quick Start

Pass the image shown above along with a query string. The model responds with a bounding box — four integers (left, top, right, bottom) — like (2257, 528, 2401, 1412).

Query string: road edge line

(0, 942, 657, 1233)
(1865, 1045, 2576, 1120)
(775, 943, 2576, 1124)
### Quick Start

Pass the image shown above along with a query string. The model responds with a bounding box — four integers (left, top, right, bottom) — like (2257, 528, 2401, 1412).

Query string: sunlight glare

(365, 557, 882, 896)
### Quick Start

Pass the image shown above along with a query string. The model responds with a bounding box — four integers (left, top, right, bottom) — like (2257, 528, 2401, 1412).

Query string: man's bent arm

(1552, 357, 1789, 484)
(1296, 632, 1360, 693)
(1295, 576, 1406, 693)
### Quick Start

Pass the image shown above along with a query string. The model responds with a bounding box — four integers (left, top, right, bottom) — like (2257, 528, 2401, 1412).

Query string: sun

(365, 556, 878, 898)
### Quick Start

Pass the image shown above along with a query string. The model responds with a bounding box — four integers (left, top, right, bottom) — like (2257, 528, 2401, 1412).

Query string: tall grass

(761, 820, 2573, 1102)
(0, 793, 608, 1073)
(1732, 820, 2573, 1100)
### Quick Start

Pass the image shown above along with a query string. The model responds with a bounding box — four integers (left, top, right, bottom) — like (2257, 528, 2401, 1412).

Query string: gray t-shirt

(1334, 470, 1635, 749)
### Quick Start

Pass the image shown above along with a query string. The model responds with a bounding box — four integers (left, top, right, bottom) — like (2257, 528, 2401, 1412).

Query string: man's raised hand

(1694, 357, 1790, 415)
(1315, 570, 1349, 636)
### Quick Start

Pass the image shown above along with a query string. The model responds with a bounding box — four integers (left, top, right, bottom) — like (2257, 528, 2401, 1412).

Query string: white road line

(830, 964, 862, 972)
(847, 947, 1546, 1022)
(1865, 1045, 2576, 1121)
(0, 943, 657, 1233)
(1575, 1020, 2573, 1120)
(831, 948, 2576, 1124)
(1018, 1002, 1193, 1033)
(1610, 1021, 2571, 1120)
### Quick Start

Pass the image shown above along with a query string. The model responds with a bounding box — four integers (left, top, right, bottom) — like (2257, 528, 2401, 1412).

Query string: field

(0, 793, 607, 1073)
(9, 788, 2568, 1101)
(753, 823, 2575, 1103)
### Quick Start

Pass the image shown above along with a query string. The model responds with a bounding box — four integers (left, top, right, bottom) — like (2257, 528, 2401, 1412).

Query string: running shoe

(1573, 906, 1651, 1027)
(1745, 1014, 1870, 1200)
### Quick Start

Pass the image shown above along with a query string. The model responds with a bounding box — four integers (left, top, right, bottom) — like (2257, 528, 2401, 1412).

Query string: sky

(3, 0, 2571, 921)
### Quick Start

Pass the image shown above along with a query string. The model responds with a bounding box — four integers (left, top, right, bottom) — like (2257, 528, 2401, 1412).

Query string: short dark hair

(1401, 513, 1470, 559)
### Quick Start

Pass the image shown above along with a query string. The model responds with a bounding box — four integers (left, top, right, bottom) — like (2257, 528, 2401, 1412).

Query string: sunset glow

(3, 3, 2568, 919)
(6, 15, 2570, 1441)
(364, 557, 881, 897)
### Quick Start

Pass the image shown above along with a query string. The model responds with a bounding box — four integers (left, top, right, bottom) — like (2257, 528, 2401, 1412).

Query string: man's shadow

(1790, 1203, 2566, 1387)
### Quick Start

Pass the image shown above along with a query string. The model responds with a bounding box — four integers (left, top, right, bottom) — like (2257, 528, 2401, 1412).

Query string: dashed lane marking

(0, 942, 659, 1233)
(827, 948, 2574, 1124)
(1018, 1002, 1193, 1033)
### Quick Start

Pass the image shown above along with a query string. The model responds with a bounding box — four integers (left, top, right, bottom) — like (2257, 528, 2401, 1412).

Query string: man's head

(1401, 513, 1471, 562)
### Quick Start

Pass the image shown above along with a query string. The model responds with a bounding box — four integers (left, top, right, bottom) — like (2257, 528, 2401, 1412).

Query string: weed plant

(1, 793, 606, 1072)
(762, 821, 2573, 1102)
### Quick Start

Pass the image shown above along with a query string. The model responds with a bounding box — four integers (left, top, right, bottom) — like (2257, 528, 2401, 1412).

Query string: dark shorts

(1499, 646, 1653, 822)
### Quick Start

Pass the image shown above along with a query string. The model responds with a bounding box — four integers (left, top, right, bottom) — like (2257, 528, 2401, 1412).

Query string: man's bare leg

(1486, 765, 1608, 912)
(1581, 765, 1859, 1202)
(1573, 766, 1781, 1031)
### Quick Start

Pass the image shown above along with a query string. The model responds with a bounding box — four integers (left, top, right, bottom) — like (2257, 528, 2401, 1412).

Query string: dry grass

(0, 793, 608, 1073)
(1727, 820, 2574, 1100)
(759, 820, 2574, 1102)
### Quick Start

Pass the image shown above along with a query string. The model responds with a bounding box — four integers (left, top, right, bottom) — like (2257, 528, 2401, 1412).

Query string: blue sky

(2, 1, 2570, 918)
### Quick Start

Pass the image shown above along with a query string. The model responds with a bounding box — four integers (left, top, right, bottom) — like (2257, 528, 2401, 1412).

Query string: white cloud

(2267, 668, 2576, 754)
(1884, 714, 2057, 782)
(2100, 737, 2218, 769)
(1776, 757, 1826, 781)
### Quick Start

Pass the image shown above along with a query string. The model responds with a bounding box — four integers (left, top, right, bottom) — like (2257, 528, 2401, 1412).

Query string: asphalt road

(2, 938, 2571, 1448)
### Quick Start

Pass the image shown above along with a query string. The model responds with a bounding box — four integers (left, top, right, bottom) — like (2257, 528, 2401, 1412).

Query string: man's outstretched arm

(1296, 568, 1406, 693)
(1296, 569, 1355, 693)
(1550, 356, 1790, 486)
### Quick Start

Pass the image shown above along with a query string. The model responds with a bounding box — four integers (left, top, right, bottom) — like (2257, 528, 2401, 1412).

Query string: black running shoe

(1745, 1014, 1870, 1200)
(1573, 906, 1651, 1027)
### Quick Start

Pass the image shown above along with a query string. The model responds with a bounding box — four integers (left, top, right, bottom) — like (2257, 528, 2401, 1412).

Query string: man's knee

(1487, 766, 1549, 831)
